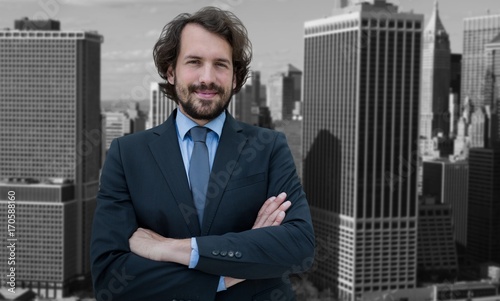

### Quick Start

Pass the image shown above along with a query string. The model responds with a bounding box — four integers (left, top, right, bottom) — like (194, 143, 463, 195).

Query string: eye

(215, 62, 229, 68)
(187, 59, 200, 65)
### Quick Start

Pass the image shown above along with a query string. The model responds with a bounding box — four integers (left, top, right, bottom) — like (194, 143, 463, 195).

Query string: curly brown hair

(153, 6, 252, 103)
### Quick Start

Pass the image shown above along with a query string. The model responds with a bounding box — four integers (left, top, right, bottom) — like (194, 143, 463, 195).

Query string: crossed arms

(90, 131, 315, 300)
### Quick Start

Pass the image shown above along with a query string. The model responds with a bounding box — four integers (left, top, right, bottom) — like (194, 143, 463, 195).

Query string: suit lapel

(202, 114, 246, 235)
(148, 111, 201, 236)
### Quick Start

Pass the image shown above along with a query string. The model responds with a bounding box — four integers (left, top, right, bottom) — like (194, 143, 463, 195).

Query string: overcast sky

(1, 0, 499, 101)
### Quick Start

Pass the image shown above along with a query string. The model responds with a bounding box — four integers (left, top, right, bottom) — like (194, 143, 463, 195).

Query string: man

(90, 6, 315, 301)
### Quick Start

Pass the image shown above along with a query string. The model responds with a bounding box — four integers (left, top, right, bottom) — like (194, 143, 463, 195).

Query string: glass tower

(303, 1, 422, 299)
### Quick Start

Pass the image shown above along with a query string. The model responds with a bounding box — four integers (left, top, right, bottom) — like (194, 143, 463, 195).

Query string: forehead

(178, 23, 233, 61)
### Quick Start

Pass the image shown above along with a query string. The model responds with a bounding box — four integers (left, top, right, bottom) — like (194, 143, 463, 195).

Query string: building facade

(419, 1, 451, 157)
(467, 148, 500, 265)
(417, 198, 458, 282)
(0, 183, 79, 298)
(267, 64, 302, 121)
(234, 71, 265, 126)
(462, 14, 500, 108)
(485, 34, 500, 148)
(302, 1, 422, 299)
(148, 82, 176, 129)
(0, 19, 102, 297)
(102, 111, 131, 151)
(422, 158, 469, 263)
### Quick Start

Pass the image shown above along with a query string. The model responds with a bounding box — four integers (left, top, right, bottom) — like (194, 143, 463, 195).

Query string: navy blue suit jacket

(90, 110, 315, 301)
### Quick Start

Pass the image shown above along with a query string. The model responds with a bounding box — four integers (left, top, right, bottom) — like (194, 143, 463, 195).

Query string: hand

(129, 228, 168, 261)
(129, 228, 190, 264)
(252, 192, 291, 229)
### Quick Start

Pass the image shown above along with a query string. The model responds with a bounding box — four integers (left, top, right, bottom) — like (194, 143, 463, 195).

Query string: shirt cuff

(218, 276, 227, 292)
(190, 238, 226, 292)
(189, 237, 199, 268)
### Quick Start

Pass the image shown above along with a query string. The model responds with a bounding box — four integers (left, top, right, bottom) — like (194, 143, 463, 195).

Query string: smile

(195, 91, 218, 98)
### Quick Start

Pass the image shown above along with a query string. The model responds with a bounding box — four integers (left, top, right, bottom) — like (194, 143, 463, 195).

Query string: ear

(167, 66, 175, 85)
(232, 74, 237, 90)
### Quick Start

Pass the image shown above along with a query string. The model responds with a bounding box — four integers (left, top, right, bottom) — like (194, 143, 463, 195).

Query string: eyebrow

(183, 55, 231, 65)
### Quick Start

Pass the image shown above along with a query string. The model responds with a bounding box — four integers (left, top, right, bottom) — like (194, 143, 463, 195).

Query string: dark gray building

(302, 1, 422, 299)
(0, 19, 102, 298)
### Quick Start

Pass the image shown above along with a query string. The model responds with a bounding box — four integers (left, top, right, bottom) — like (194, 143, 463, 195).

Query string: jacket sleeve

(90, 139, 220, 301)
(194, 132, 316, 279)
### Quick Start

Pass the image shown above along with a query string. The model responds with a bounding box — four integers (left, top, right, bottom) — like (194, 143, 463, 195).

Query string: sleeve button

(212, 250, 220, 256)
(220, 250, 227, 257)
(228, 250, 234, 257)
(235, 251, 242, 258)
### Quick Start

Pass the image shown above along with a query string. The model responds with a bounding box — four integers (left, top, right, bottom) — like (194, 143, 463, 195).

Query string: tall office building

(467, 148, 500, 266)
(0, 19, 102, 297)
(267, 64, 302, 121)
(102, 111, 131, 151)
(234, 71, 271, 127)
(419, 1, 451, 157)
(235, 71, 261, 125)
(417, 198, 458, 281)
(485, 34, 500, 148)
(302, 1, 422, 299)
(422, 158, 469, 263)
(148, 82, 176, 129)
(462, 14, 500, 108)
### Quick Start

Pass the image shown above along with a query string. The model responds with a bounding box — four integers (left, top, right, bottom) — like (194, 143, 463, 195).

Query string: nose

(199, 64, 216, 86)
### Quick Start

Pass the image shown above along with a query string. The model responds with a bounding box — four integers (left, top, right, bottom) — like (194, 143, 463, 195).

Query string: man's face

(167, 23, 236, 125)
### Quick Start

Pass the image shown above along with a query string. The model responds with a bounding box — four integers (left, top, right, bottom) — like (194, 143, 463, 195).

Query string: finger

(272, 211, 286, 226)
(278, 200, 292, 212)
(262, 200, 291, 227)
(256, 196, 276, 219)
(262, 192, 287, 216)
(263, 208, 284, 227)
(253, 193, 287, 229)
(253, 196, 278, 229)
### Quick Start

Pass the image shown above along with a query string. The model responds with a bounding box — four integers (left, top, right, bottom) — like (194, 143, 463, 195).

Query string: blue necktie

(189, 126, 210, 226)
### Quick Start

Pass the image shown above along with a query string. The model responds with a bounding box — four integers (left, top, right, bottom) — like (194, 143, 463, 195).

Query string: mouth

(195, 90, 218, 99)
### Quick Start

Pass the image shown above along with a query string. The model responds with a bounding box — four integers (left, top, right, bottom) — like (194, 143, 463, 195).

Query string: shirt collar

(176, 109, 226, 140)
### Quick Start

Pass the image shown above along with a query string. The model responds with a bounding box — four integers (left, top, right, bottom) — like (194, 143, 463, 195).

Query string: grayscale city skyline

(1, 0, 500, 300)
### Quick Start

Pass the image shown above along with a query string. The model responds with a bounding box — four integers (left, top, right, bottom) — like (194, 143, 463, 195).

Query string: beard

(175, 81, 232, 121)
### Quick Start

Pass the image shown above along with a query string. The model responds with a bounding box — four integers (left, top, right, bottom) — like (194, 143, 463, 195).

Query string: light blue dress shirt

(175, 109, 227, 291)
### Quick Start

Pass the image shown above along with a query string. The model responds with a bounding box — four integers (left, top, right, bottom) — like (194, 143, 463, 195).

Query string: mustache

(188, 83, 225, 95)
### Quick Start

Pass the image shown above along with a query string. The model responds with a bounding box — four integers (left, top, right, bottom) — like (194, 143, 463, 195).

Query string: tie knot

(190, 126, 208, 143)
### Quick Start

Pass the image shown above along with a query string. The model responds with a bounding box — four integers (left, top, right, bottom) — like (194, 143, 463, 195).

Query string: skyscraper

(267, 64, 302, 121)
(422, 158, 469, 263)
(485, 34, 500, 148)
(419, 1, 451, 158)
(467, 148, 500, 265)
(462, 14, 500, 108)
(234, 71, 270, 127)
(417, 198, 458, 282)
(148, 82, 176, 129)
(102, 111, 131, 151)
(302, 1, 422, 299)
(0, 19, 102, 297)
